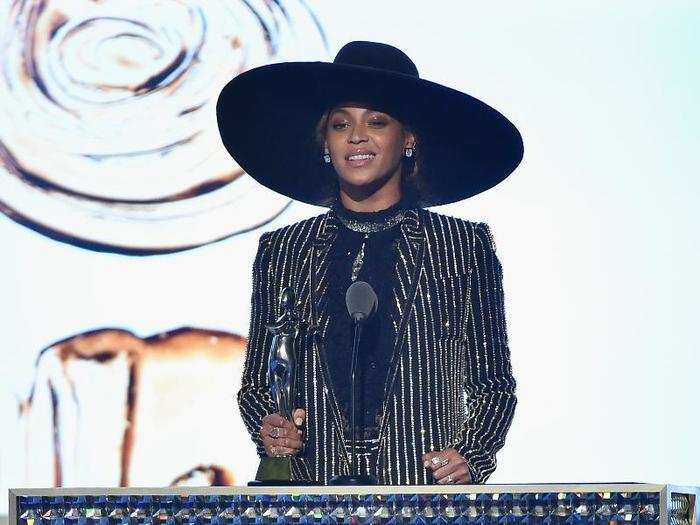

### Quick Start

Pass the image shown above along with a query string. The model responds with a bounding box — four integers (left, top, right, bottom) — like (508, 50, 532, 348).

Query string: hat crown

(333, 41, 419, 78)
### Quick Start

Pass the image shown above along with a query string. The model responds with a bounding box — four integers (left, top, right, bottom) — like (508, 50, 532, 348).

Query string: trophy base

(253, 456, 291, 482)
(328, 474, 378, 485)
(250, 457, 323, 486)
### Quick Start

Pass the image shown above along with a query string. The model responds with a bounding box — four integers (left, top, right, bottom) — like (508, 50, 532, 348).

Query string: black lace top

(324, 197, 411, 440)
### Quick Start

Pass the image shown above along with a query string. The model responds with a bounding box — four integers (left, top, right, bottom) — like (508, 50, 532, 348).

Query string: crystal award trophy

(254, 287, 300, 484)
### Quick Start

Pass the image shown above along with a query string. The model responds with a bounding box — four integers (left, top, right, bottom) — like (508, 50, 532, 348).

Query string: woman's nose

(348, 123, 368, 143)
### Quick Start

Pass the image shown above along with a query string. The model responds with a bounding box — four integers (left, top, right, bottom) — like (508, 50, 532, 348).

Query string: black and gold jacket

(237, 207, 517, 484)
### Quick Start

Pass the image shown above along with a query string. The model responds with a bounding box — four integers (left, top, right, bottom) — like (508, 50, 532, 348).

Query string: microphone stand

(350, 320, 361, 478)
(329, 314, 378, 485)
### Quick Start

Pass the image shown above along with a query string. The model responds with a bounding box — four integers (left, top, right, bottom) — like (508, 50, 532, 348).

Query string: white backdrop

(1, 0, 698, 512)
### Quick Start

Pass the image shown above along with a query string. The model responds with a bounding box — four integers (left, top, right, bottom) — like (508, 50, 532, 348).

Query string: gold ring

(447, 474, 453, 483)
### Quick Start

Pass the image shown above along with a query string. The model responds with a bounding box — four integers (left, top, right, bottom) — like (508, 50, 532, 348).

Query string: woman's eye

(368, 119, 387, 127)
(331, 122, 348, 130)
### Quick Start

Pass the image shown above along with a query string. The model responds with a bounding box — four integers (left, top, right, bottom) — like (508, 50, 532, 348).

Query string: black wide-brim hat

(216, 41, 523, 207)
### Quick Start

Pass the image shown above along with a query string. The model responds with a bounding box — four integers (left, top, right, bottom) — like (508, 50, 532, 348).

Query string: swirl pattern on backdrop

(0, 0, 327, 254)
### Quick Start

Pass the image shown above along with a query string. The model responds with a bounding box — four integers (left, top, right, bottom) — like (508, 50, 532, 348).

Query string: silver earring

(404, 146, 414, 158)
(323, 150, 331, 164)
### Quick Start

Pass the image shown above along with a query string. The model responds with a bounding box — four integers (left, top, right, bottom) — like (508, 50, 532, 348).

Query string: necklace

(350, 235, 368, 282)
(336, 210, 405, 233)
(333, 199, 407, 234)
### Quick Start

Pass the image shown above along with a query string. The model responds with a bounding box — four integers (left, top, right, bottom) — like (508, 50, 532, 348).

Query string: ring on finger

(270, 427, 280, 438)
(447, 474, 454, 483)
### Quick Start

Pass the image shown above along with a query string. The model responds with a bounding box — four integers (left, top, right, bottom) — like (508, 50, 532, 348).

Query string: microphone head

(346, 281, 378, 322)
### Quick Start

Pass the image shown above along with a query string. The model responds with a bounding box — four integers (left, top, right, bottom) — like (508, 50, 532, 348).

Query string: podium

(9, 484, 698, 525)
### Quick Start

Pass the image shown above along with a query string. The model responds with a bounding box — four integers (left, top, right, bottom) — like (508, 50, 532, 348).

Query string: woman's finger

(271, 435, 303, 450)
(263, 413, 296, 429)
(422, 451, 440, 468)
(432, 459, 464, 480)
(424, 452, 454, 471)
(292, 408, 306, 427)
(263, 413, 301, 436)
(266, 445, 298, 457)
(263, 424, 294, 439)
(431, 455, 451, 470)
(260, 422, 274, 437)
(262, 413, 284, 426)
(437, 465, 471, 484)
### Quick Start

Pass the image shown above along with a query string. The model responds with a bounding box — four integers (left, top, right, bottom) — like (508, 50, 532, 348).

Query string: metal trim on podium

(9, 483, 698, 525)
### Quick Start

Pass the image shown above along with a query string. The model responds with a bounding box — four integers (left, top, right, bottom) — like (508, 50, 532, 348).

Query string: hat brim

(216, 61, 523, 207)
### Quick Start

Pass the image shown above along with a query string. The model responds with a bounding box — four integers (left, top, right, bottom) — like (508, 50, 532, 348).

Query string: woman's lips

(346, 153, 376, 168)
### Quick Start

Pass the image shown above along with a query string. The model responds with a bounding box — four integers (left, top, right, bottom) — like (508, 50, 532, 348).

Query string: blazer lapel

(308, 210, 352, 469)
(309, 210, 338, 341)
(377, 208, 426, 440)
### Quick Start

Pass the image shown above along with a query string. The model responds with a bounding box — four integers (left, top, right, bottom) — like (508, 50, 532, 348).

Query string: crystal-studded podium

(9, 484, 698, 525)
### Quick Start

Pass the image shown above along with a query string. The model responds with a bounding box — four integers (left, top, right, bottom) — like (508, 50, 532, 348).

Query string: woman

(216, 41, 523, 485)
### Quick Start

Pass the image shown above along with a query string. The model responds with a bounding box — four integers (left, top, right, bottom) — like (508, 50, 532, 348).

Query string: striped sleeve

(237, 232, 278, 457)
(453, 222, 517, 483)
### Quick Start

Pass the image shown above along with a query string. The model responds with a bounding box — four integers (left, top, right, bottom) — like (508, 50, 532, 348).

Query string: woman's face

(324, 105, 414, 198)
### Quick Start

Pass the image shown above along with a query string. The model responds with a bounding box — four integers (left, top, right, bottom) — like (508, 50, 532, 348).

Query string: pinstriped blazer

(237, 207, 516, 484)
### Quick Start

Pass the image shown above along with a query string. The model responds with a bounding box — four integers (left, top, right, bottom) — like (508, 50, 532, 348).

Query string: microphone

(345, 280, 378, 322)
(329, 281, 379, 486)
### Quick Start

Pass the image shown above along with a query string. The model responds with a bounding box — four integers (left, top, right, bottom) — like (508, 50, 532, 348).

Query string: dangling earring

(323, 148, 331, 164)
(404, 146, 414, 158)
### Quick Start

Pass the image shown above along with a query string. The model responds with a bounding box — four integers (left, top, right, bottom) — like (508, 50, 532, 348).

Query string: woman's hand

(260, 408, 306, 457)
(422, 448, 473, 484)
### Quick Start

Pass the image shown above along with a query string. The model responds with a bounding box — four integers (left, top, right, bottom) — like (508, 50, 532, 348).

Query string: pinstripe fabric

(237, 207, 516, 484)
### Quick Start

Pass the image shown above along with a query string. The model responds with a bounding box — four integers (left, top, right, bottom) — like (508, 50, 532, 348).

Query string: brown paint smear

(22, 327, 247, 487)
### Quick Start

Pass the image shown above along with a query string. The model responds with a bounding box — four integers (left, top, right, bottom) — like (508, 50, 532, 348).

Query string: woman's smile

(346, 149, 377, 168)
